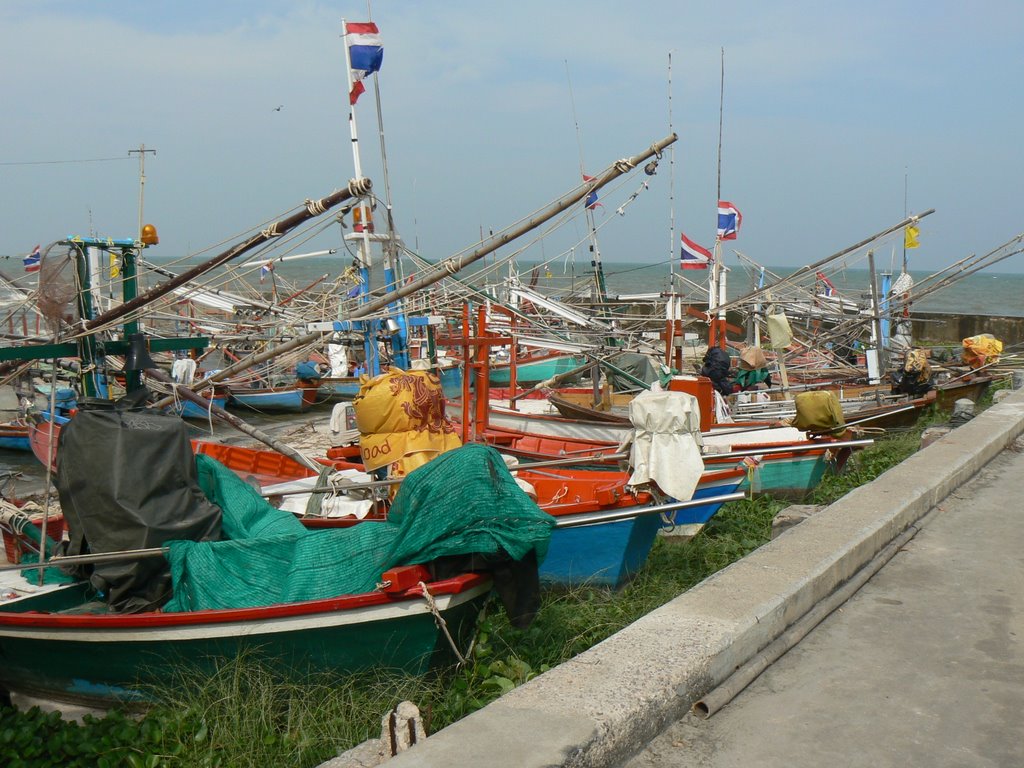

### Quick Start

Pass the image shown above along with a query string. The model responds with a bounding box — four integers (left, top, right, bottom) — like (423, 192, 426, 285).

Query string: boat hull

(0, 576, 490, 708)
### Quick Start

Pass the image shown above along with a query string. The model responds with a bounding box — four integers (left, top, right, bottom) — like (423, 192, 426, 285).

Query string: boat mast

(709, 48, 727, 350)
(342, 17, 383, 375)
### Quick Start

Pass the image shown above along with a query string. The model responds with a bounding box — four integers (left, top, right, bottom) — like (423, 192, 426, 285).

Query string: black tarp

(55, 390, 222, 613)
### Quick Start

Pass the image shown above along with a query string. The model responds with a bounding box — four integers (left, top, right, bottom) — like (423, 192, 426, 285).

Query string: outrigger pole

(153, 133, 679, 408)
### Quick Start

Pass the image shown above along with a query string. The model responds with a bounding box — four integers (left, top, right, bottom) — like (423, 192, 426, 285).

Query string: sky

(2, 0, 1023, 280)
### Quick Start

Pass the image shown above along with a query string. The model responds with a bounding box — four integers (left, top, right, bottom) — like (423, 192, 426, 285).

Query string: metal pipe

(553, 492, 745, 529)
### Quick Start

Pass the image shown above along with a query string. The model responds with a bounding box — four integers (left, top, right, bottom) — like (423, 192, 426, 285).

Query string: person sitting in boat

(700, 347, 734, 397)
(734, 346, 772, 392)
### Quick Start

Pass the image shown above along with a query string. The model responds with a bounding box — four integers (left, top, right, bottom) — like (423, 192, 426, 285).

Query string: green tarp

(163, 444, 554, 612)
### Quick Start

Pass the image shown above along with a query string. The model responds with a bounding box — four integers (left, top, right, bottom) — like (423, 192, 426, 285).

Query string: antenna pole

(128, 144, 156, 239)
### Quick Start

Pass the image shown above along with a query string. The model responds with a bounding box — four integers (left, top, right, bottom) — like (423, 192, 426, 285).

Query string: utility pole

(128, 144, 156, 239)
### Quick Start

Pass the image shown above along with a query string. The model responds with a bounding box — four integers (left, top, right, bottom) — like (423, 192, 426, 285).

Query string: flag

(815, 271, 836, 297)
(345, 21, 383, 105)
(904, 224, 920, 249)
(717, 200, 742, 240)
(583, 174, 603, 210)
(23, 244, 40, 272)
(679, 233, 712, 269)
(260, 263, 273, 282)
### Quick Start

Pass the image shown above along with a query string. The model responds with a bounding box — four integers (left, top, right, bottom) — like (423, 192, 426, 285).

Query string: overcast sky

(2, 1, 1022, 278)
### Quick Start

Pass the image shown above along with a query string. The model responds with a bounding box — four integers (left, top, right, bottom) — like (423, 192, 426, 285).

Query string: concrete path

(625, 442, 1024, 768)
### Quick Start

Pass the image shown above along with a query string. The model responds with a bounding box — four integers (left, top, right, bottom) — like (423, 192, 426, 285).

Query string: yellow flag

(904, 225, 920, 250)
(109, 253, 120, 278)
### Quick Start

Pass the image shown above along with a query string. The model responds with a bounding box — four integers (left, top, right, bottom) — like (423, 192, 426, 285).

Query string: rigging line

(0, 156, 132, 167)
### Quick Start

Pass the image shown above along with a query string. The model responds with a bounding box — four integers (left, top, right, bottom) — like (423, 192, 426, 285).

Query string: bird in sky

(273, 105, 283, 112)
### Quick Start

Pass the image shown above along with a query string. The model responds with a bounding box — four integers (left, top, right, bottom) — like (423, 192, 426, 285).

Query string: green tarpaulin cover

(163, 444, 554, 612)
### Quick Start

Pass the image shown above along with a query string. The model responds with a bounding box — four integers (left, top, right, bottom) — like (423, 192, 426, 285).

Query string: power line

(0, 156, 133, 167)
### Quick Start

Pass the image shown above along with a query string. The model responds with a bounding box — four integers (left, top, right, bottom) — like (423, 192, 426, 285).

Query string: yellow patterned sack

(353, 368, 462, 480)
(961, 334, 1002, 369)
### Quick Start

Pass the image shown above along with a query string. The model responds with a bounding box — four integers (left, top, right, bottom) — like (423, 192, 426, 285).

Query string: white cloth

(625, 390, 704, 501)
(328, 344, 350, 377)
(171, 358, 197, 386)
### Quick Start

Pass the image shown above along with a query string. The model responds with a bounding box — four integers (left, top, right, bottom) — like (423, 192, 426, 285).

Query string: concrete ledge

(383, 389, 1024, 768)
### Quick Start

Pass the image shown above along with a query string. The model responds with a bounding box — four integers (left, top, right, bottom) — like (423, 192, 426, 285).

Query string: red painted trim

(0, 573, 490, 629)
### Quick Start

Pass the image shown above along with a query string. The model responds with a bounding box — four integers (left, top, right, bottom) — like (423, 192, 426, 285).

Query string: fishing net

(163, 443, 555, 612)
(35, 242, 80, 333)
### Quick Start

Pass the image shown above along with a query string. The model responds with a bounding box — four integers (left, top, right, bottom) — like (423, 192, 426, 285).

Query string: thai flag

(583, 174, 603, 210)
(816, 271, 836, 297)
(346, 21, 384, 105)
(23, 244, 40, 272)
(680, 233, 712, 269)
(717, 200, 742, 241)
(260, 263, 273, 282)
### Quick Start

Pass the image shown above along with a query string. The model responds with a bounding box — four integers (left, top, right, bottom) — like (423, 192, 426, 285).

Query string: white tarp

(624, 390, 705, 501)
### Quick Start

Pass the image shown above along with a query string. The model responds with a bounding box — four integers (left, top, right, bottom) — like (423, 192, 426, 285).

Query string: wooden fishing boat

(488, 352, 586, 388)
(523, 465, 747, 588)
(227, 382, 324, 413)
(169, 394, 229, 420)
(0, 568, 491, 708)
(0, 423, 32, 452)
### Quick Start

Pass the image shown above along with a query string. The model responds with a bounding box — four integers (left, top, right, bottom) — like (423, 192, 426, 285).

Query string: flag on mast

(582, 174, 603, 210)
(904, 224, 920, 249)
(815, 271, 836, 297)
(23, 244, 40, 272)
(345, 21, 384, 105)
(717, 201, 742, 240)
(680, 233, 712, 269)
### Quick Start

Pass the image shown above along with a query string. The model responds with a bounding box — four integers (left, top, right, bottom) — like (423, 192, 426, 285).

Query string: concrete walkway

(360, 388, 1024, 768)
(626, 437, 1024, 768)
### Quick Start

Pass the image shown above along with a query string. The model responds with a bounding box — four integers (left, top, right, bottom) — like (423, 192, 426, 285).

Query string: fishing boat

(488, 352, 587, 388)
(0, 567, 491, 708)
(227, 381, 324, 413)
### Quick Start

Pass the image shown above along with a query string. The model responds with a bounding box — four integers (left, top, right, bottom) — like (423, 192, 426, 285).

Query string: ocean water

(156, 254, 1024, 318)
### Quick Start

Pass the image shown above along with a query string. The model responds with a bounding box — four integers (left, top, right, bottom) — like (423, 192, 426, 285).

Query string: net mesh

(163, 444, 554, 612)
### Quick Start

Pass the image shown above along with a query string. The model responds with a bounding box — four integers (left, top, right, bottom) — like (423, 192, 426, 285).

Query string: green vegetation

(1, 393, 1003, 767)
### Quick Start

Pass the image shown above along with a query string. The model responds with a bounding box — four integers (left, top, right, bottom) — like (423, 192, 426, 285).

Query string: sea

(153, 254, 1024, 318)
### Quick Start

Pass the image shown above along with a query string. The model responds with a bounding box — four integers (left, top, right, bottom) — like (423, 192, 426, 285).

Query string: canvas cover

(624, 390, 704, 501)
(792, 391, 846, 434)
(354, 368, 462, 478)
(55, 391, 222, 613)
(766, 311, 793, 349)
(962, 334, 1002, 369)
(164, 444, 554, 619)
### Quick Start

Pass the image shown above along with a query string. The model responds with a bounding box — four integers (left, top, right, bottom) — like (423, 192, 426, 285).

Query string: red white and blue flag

(346, 21, 384, 105)
(260, 262, 274, 282)
(680, 233, 712, 269)
(23, 244, 40, 272)
(583, 174, 603, 210)
(717, 200, 742, 241)
(816, 271, 836, 297)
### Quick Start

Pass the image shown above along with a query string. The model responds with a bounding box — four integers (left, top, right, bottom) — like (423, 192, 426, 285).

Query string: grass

(2, 390, 1004, 767)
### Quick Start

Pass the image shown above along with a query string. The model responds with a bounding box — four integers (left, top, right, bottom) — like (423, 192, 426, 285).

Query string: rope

(305, 198, 327, 216)
(260, 222, 281, 239)
(418, 581, 467, 664)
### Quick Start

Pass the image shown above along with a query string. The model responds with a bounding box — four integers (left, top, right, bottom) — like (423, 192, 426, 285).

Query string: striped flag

(23, 244, 40, 272)
(345, 21, 384, 105)
(717, 201, 742, 241)
(680, 233, 712, 269)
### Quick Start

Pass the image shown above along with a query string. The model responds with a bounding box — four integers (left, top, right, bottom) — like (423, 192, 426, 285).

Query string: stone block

(920, 426, 952, 449)
(771, 505, 825, 539)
